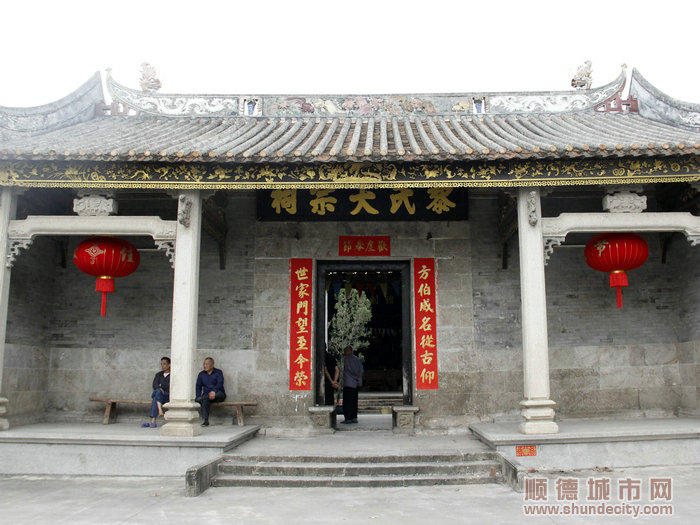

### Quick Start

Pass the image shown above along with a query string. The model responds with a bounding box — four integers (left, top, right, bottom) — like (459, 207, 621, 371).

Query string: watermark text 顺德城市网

(522, 475, 673, 518)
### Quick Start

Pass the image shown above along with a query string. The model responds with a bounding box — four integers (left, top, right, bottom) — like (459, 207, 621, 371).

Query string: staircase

(358, 392, 403, 414)
(211, 450, 504, 488)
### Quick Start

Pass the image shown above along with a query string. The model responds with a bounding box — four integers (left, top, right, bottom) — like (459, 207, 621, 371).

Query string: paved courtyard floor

(1, 464, 698, 524)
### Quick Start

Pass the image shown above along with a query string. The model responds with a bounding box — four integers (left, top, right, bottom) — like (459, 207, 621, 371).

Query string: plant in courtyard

(328, 287, 372, 357)
(328, 288, 372, 397)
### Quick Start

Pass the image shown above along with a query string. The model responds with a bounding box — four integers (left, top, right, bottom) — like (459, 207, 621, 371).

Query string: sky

(1, 0, 698, 107)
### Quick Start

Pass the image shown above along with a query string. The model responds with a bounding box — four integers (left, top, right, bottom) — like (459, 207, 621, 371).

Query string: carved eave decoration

(0, 156, 698, 190)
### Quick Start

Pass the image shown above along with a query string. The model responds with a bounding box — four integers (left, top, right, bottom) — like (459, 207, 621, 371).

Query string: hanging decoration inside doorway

(584, 232, 648, 309)
(289, 258, 313, 390)
(73, 237, 140, 317)
(414, 258, 438, 389)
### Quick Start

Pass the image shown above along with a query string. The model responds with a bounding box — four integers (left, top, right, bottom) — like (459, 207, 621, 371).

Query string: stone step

(211, 451, 504, 488)
(358, 393, 403, 405)
(223, 451, 498, 463)
(356, 393, 404, 414)
(218, 459, 501, 477)
(212, 473, 501, 488)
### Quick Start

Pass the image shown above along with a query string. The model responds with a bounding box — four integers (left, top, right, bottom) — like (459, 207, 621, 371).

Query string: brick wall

(3, 188, 698, 428)
(4, 237, 54, 424)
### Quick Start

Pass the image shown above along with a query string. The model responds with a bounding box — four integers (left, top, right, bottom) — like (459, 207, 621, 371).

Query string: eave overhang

(1, 156, 698, 190)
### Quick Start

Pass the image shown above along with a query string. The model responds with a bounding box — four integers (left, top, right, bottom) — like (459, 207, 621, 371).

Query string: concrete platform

(0, 422, 260, 476)
(3, 465, 698, 524)
(470, 417, 700, 471)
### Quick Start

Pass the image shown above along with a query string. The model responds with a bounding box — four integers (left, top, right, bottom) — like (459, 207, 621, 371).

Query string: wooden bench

(90, 397, 257, 426)
(89, 397, 150, 424)
(216, 401, 257, 426)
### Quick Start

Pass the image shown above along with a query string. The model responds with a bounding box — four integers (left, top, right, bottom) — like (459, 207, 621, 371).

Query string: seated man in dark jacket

(142, 356, 170, 428)
(195, 356, 226, 427)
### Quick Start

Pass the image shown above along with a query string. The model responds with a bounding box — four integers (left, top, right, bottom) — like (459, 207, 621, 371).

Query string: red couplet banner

(289, 258, 313, 390)
(414, 258, 438, 389)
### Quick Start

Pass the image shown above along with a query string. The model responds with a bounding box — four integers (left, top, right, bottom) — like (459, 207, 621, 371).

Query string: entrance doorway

(315, 261, 412, 406)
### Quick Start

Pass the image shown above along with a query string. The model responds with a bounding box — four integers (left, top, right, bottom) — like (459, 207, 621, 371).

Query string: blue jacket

(196, 368, 226, 397)
(152, 371, 170, 396)
(343, 354, 364, 389)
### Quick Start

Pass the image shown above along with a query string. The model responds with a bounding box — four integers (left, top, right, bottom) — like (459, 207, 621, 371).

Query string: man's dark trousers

(196, 391, 226, 420)
(343, 386, 358, 421)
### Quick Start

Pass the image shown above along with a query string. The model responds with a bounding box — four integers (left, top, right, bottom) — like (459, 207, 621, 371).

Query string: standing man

(195, 357, 226, 427)
(341, 345, 363, 424)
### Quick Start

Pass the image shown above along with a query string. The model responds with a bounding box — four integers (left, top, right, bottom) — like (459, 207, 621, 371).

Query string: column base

(0, 397, 8, 431)
(160, 400, 202, 437)
(519, 398, 558, 435)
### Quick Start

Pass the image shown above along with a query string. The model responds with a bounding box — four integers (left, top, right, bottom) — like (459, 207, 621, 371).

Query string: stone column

(161, 191, 203, 437)
(517, 187, 558, 434)
(0, 189, 17, 430)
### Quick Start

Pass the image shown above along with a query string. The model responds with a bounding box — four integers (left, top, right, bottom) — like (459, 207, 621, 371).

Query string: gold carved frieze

(0, 156, 698, 189)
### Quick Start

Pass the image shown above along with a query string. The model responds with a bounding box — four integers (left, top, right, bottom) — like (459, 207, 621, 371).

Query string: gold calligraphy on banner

(289, 259, 313, 390)
(414, 258, 438, 389)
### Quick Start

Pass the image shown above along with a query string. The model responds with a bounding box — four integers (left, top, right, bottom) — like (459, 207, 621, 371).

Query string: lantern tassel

(609, 271, 628, 309)
(95, 277, 115, 317)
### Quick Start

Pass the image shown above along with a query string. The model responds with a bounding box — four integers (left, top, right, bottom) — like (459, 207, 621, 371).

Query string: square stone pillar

(517, 188, 558, 434)
(0, 189, 17, 430)
(161, 192, 204, 437)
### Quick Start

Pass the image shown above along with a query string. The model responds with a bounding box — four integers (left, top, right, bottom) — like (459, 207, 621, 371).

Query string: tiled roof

(2, 112, 699, 164)
(1, 69, 699, 164)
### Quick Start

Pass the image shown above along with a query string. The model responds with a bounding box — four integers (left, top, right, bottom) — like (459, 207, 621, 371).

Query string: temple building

(0, 66, 699, 439)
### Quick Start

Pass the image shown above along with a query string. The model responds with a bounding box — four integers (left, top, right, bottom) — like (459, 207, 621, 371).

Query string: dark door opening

(315, 261, 412, 405)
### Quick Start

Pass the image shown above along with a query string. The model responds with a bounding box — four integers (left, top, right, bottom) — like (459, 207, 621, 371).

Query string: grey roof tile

(2, 68, 700, 164)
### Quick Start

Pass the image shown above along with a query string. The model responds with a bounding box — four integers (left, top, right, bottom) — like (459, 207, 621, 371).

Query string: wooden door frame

(314, 260, 413, 406)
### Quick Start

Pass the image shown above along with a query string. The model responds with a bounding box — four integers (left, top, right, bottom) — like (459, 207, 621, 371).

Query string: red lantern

(584, 232, 648, 309)
(73, 237, 140, 317)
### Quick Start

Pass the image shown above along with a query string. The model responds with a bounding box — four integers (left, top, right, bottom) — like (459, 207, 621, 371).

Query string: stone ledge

(186, 456, 223, 497)
(308, 406, 336, 433)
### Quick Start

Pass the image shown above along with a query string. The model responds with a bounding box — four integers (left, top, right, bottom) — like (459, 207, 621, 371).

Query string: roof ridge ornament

(139, 62, 162, 93)
(571, 60, 593, 90)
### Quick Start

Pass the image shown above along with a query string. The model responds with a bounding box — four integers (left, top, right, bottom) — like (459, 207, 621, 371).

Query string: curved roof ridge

(0, 72, 103, 138)
(630, 69, 700, 131)
(106, 68, 628, 119)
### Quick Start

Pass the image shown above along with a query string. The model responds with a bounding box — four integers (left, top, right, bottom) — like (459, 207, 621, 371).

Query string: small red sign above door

(338, 236, 391, 257)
